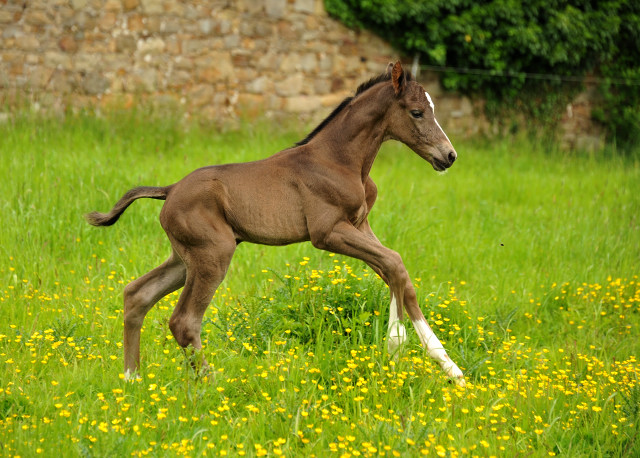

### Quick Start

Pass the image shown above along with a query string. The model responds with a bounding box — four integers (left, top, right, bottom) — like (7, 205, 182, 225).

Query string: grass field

(1, 111, 639, 457)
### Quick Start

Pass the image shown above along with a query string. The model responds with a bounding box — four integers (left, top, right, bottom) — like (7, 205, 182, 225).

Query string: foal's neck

(312, 84, 391, 181)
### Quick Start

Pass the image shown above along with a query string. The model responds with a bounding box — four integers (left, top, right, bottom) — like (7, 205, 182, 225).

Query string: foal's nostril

(448, 151, 457, 164)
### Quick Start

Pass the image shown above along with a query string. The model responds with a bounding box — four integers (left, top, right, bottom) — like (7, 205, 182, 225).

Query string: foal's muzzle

(447, 150, 457, 164)
(432, 149, 457, 171)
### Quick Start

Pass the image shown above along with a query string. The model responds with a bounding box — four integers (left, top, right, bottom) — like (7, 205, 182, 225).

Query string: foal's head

(385, 62, 457, 171)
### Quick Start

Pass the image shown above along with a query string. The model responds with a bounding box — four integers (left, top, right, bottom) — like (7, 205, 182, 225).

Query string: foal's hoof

(447, 375, 467, 388)
(448, 376, 467, 388)
(122, 370, 142, 383)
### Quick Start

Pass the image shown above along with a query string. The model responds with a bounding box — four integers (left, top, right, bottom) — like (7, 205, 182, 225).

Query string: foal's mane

(295, 69, 413, 147)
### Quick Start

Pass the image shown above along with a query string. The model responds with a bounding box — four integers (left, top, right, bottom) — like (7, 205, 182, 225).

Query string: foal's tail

(85, 186, 170, 227)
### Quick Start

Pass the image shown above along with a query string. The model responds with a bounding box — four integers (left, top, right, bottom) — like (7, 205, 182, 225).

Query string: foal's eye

(410, 110, 423, 119)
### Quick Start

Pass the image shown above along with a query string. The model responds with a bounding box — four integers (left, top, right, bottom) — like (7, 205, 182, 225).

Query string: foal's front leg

(312, 220, 466, 386)
(357, 219, 406, 356)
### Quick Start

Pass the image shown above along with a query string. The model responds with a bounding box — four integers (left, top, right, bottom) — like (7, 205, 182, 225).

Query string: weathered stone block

(0, 50, 24, 64)
(165, 69, 191, 88)
(237, 0, 264, 15)
(231, 51, 251, 68)
(140, 0, 163, 14)
(300, 53, 317, 73)
(223, 34, 240, 49)
(265, 0, 286, 18)
(68, 10, 97, 31)
(70, 0, 89, 9)
(237, 93, 267, 118)
(26, 54, 40, 65)
(79, 37, 112, 54)
(17, 35, 41, 51)
(256, 51, 282, 71)
(127, 14, 145, 32)
(172, 55, 193, 70)
(275, 21, 296, 41)
(165, 36, 181, 54)
(127, 68, 157, 92)
(285, 95, 322, 113)
(58, 35, 78, 53)
(198, 18, 214, 35)
(294, 0, 315, 14)
(321, 92, 347, 108)
(246, 76, 271, 94)
(115, 35, 136, 53)
(0, 10, 16, 23)
(247, 22, 272, 38)
(122, 0, 139, 11)
(279, 53, 301, 73)
(98, 12, 117, 30)
(183, 39, 220, 55)
(164, 1, 186, 16)
(27, 67, 54, 88)
(83, 71, 110, 94)
(44, 51, 72, 69)
(104, 0, 122, 12)
(48, 69, 74, 93)
(24, 9, 50, 26)
(136, 37, 165, 54)
(194, 52, 235, 82)
(317, 54, 333, 73)
(275, 73, 303, 97)
(2, 25, 22, 39)
(313, 78, 331, 95)
(74, 53, 101, 72)
(188, 84, 214, 107)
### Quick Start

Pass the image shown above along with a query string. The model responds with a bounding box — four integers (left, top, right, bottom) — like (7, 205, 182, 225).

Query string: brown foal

(86, 62, 466, 386)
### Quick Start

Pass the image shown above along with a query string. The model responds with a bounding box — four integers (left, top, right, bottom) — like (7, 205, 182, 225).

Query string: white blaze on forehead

(435, 117, 451, 145)
(425, 91, 452, 145)
(425, 92, 435, 112)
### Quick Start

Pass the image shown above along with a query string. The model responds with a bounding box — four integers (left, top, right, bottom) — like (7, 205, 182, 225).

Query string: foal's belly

(223, 172, 310, 246)
(229, 200, 310, 246)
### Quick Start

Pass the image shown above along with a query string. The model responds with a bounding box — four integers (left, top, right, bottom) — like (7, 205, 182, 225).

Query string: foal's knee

(385, 251, 410, 287)
(123, 283, 145, 329)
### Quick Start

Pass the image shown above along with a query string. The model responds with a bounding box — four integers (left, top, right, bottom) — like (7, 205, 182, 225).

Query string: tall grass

(1, 111, 639, 456)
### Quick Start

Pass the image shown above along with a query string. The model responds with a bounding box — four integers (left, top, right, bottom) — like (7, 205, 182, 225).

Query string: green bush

(325, 0, 640, 149)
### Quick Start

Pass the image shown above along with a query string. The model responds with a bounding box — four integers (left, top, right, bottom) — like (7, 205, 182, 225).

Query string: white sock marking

(413, 318, 465, 385)
(387, 294, 406, 354)
(124, 369, 142, 383)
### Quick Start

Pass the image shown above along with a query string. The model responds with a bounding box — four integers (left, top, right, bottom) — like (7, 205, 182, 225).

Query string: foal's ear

(386, 62, 395, 75)
(391, 61, 406, 96)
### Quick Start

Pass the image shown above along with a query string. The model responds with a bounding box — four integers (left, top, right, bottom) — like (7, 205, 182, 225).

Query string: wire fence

(416, 64, 640, 86)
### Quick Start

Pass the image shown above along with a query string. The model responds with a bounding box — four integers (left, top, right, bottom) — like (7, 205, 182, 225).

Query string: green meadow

(1, 111, 639, 457)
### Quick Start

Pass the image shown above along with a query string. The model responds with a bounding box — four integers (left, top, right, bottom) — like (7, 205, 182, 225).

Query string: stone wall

(0, 0, 604, 149)
(0, 0, 396, 121)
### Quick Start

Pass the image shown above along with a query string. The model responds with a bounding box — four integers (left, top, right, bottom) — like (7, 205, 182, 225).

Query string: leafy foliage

(325, 0, 640, 148)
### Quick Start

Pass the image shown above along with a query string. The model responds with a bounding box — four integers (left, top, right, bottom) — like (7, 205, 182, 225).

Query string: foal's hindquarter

(99, 62, 466, 386)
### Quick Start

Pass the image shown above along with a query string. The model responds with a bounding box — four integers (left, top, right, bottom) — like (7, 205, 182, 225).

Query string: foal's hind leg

(168, 236, 236, 368)
(123, 250, 186, 378)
